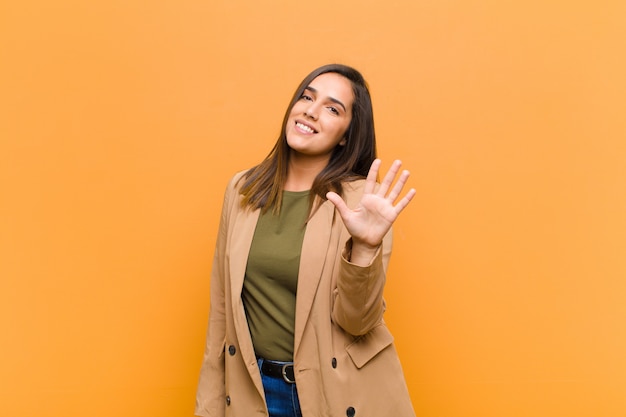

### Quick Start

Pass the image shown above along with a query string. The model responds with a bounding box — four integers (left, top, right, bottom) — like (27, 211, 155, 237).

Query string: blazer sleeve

(195, 175, 240, 417)
(331, 227, 393, 336)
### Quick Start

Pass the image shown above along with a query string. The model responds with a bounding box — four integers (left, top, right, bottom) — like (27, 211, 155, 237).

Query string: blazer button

(331, 357, 337, 368)
(228, 345, 236, 356)
(346, 406, 356, 417)
(225, 396, 231, 406)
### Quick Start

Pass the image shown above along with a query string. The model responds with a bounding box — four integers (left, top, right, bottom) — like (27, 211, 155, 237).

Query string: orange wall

(2, 1, 625, 416)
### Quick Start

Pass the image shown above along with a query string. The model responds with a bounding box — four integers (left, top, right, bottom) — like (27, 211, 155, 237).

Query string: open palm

(326, 159, 416, 249)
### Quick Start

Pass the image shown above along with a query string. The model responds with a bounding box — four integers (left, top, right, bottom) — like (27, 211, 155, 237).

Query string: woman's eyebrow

(304, 86, 347, 112)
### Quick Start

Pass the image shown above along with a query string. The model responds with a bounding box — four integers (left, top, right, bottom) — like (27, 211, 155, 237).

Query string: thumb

(326, 191, 351, 219)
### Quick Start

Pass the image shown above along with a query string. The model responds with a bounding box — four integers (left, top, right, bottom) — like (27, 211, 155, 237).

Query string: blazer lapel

(293, 199, 336, 355)
(229, 207, 260, 362)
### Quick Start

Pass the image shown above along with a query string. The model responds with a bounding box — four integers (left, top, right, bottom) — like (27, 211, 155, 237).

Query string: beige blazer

(195, 171, 416, 417)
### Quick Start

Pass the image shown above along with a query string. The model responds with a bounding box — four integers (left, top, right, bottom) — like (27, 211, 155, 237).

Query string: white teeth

(296, 122, 315, 133)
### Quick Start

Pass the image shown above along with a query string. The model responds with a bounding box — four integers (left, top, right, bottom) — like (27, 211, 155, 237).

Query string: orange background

(1, 1, 625, 416)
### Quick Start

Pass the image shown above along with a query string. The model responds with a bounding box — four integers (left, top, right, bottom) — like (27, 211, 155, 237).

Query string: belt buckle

(281, 364, 295, 384)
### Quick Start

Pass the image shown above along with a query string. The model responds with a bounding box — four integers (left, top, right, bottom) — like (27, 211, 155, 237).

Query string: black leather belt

(260, 359, 296, 384)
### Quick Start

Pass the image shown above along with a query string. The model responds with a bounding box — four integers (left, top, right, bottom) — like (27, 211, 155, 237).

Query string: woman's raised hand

(326, 159, 416, 264)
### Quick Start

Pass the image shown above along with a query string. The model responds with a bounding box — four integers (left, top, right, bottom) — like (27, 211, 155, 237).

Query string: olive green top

(242, 190, 310, 361)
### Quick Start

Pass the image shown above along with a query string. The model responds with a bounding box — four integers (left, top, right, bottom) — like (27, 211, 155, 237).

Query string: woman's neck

(284, 153, 329, 192)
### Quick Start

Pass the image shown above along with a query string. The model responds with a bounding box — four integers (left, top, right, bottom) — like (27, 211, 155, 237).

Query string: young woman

(195, 64, 416, 417)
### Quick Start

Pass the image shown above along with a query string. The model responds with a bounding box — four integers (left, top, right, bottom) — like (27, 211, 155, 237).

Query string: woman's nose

(303, 104, 319, 120)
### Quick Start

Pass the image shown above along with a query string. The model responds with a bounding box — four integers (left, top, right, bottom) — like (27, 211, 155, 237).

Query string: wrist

(347, 239, 381, 266)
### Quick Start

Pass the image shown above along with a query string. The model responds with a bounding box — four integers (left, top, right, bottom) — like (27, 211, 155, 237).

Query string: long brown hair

(239, 64, 377, 214)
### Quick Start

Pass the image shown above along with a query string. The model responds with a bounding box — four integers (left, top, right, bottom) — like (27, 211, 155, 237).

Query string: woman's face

(285, 72, 354, 161)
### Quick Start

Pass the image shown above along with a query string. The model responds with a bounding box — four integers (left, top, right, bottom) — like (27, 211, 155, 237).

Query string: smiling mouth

(296, 122, 317, 134)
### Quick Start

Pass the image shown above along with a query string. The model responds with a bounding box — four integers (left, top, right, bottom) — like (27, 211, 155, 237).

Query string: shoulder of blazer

(341, 178, 368, 208)
(343, 178, 366, 192)
(226, 170, 248, 193)
(221, 170, 249, 210)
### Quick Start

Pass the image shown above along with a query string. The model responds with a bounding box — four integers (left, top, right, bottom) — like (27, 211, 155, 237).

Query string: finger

(386, 169, 411, 202)
(377, 160, 402, 196)
(393, 188, 417, 214)
(363, 159, 381, 195)
(326, 191, 351, 219)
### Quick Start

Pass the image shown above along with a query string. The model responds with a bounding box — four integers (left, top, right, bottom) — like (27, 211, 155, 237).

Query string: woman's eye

(300, 94, 313, 101)
(328, 106, 339, 115)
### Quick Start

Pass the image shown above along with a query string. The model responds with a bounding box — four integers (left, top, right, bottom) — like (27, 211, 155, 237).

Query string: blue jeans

(257, 358, 303, 417)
